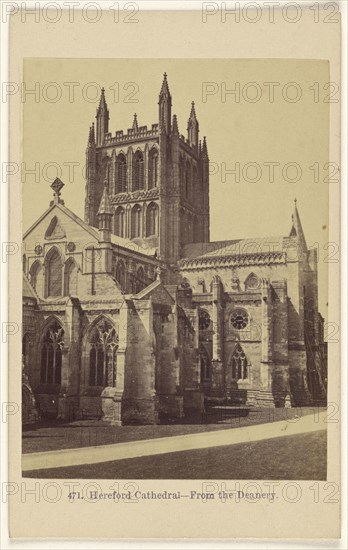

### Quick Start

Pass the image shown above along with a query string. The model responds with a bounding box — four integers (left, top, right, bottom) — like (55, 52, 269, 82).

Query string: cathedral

(22, 73, 327, 425)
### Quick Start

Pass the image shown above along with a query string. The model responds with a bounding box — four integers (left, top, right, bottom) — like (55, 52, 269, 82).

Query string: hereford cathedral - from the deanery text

(22, 74, 327, 425)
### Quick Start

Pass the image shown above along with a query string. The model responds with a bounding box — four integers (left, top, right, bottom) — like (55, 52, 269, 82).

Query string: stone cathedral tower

(84, 74, 210, 270)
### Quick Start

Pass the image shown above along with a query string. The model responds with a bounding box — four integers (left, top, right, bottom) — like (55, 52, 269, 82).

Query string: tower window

(146, 202, 159, 237)
(114, 206, 125, 238)
(131, 204, 142, 238)
(133, 151, 144, 191)
(116, 154, 127, 193)
(148, 149, 158, 189)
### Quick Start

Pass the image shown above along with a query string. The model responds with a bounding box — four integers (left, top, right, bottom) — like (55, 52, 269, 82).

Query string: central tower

(84, 74, 210, 267)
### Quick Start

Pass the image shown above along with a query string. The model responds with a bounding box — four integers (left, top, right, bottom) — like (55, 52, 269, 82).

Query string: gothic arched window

(131, 204, 142, 238)
(148, 149, 158, 189)
(116, 154, 127, 193)
(30, 261, 43, 295)
(64, 258, 78, 296)
(146, 202, 159, 237)
(231, 344, 248, 381)
(40, 322, 64, 384)
(133, 151, 144, 191)
(88, 319, 118, 387)
(114, 260, 126, 291)
(114, 206, 125, 238)
(46, 248, 62, 298)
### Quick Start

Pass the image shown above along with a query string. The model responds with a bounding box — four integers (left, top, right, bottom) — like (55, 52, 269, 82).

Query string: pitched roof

(181, 236, 286, 262)
(109, 233, 157, 258)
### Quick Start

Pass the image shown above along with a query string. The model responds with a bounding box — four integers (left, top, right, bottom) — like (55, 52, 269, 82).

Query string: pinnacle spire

(97, 87, 108, 113)
(96, 87, 109, 146)
(172, 114, 179, 134)
(158, 72, 172, 134)
(202, 136, 209, 159)
(159, 72, 170, 97)
(289, 199, 307, 250)
(189, 101, 197, 120)
(88, 123, 95, 145)
(132, 113, 138, 132)
(97, 180, 112, 216)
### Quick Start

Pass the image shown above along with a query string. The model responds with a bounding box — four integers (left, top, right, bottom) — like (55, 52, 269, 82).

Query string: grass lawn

(22, 406, 324, 454)
(23, 430, 327, 480)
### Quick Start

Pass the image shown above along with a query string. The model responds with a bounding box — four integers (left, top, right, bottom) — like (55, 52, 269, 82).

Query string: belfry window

(40, 322, 64, 384)
(89, 319, 118, 387)
(116, 154, 127, 193)
(133, 151, 144, 191)
(148, 149, 158, 189)
(231, 344, 248, 380)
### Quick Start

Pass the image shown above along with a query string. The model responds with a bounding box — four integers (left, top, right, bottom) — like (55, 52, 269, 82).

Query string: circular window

(230, 308, 248, 330)
(246, 275, 259, 290)
(199, 309, 211, 330)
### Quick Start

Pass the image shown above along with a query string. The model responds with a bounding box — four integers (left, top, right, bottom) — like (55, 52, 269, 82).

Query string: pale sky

(22, 58, 329, 312)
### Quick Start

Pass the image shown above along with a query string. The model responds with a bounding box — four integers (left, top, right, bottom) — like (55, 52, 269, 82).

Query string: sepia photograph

(21, 58, 330, 481)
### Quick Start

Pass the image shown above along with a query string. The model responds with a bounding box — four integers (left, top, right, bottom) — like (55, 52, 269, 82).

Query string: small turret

(158, 72, 172, 134)
(95, 87, 109, 146)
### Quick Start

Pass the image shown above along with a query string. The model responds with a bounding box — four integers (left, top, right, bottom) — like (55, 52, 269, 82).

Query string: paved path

(22, 410, 327, 472)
